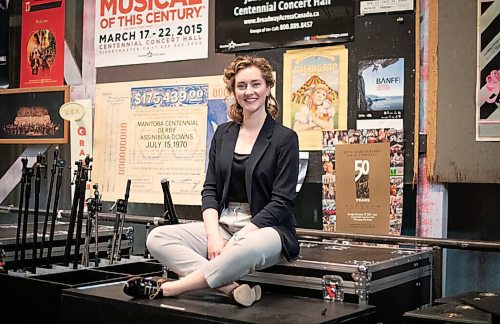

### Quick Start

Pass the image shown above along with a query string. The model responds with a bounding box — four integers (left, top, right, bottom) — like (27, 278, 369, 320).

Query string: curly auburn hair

(223, 56, 279, 124)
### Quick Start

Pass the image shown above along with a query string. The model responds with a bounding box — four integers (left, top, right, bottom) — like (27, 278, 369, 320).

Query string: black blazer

(201, 114, 300, 261)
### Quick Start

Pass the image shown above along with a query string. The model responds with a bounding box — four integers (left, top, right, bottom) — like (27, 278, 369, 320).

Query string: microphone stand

(109, 179, 131, 265)
(161, 178, 179, 225)
(63, 159, 83, 267)
(82, 183, 101, 267)
(93, 185, 101, 267)
(20, 167, 34, 266)
(39, 147, 59, 265)
(72, 155, 92, 269)
(14, 157, 28, 270)
(32, 153, 47, 268)
(45, 159, 66, 266)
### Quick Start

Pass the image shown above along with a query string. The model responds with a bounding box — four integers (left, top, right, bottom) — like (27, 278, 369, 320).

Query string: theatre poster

(283, 45, 348, 151)
(95, 0, 209, 67)
(20, 0, 65, 88)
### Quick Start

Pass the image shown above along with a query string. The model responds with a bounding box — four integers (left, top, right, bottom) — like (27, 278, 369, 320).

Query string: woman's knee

(145, 226, 159, 252)
(145, 225, 175, 252)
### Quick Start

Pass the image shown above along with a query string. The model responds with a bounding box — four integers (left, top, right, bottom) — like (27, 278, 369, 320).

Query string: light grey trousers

(146, 203, 284, 288)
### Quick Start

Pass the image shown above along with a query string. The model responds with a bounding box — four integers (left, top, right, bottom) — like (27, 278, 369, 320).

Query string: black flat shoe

(230, 284, 262, 307)
(123, 276, 168, 299)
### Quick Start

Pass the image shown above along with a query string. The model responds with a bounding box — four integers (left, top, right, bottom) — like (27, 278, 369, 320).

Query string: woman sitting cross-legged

(123, 55, 300, 307)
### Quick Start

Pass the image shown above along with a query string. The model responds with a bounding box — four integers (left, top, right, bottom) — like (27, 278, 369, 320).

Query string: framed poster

(0, 86, 69, 144)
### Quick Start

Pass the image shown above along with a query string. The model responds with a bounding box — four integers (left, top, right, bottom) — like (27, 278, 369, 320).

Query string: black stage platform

(61, 281, 377, 323)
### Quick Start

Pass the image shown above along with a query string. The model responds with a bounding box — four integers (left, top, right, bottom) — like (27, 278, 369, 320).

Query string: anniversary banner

(215, 0, 353, 53)
(95, 0, 209, 67)
(20, 0, 65, 88)
(322, 129, 404, 235)
(93, 76, 227, 205)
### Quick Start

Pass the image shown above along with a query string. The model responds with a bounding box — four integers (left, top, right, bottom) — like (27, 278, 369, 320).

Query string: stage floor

(61, 280, 376, 323)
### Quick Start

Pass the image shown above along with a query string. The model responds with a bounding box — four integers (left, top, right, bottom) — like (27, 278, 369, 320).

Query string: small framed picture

(0, 86, 69, 144)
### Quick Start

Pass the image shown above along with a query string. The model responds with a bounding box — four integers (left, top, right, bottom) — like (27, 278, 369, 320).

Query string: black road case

(243, 240, 432, 323)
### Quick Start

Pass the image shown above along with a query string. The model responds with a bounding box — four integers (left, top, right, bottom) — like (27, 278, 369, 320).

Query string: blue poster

(357, 58, 404, 120)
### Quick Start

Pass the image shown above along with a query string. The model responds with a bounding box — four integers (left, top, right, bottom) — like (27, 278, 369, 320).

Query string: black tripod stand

(39, 147, 59, 266)
(109, 180, 131, 265)
(32, 153, 47, 268)
(161, 178, 179, 225)
(20, 165, 34, 268)
(44, 158, 66, 266)
(14, 157, 28, 270)
(63, 155, 92, 268)
(82, 183, 102, 267)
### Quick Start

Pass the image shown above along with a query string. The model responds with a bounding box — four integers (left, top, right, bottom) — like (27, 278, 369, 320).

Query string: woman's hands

(207, 232, 226, 260)
(223, 222, 259, 251)
(203, 208, 261, 259)
(203, 208, 226, 260)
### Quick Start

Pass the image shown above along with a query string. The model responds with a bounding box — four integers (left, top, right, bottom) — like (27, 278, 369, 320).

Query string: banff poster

(476, 0, 500, 141)
(215, 0, 353, 53)
(20, 0, 65, 88)
(357, 58, 404, 120)
(283, 46, 348, 151)
(322, 128, 404, 235)
(95, 0, 209, 67)
(93, 76, 228, 205)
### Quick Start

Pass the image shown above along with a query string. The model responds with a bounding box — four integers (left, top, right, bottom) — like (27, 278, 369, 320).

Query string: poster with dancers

(283, 45, 348, 150)
(476, 0, 500, 141)
(322, 128, 403, 235)
(20, 0, 65, 88)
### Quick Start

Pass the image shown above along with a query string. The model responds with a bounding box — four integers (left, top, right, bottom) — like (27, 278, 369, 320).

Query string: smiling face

(234, 66, 270, 117)
(311, 88, 327, 106)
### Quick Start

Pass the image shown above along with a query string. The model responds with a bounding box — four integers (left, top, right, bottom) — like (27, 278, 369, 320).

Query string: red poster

(20, 0, 65, 88)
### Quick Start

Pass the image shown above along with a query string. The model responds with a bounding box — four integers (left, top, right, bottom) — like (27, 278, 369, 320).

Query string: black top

(226, 153, 249, 203)
(202, 115, 300, 261)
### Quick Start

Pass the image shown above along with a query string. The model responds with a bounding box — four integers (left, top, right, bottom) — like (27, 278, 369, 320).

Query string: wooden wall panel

(429, 0, 500, 183)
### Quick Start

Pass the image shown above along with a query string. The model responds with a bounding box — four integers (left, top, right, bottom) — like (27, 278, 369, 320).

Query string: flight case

(243, 240, 432, 323)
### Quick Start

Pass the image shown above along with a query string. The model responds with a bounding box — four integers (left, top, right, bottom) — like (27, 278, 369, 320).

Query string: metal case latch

(352, 263, 371, 305)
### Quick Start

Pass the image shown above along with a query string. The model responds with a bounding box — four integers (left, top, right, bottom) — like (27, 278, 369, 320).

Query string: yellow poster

(283, 45, 348, 150)
(94, 76, 227, 205)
